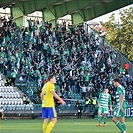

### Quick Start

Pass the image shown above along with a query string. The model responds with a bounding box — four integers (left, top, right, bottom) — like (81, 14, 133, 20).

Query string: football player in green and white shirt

(112, 78, 126, 133)
(97, 88, 112, 127)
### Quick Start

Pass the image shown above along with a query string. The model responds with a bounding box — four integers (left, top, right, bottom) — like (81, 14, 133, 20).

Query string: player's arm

(40, 88, 44, 101)
(109, 95, 112, 110)
(51, 90, 65, 105)
(119, 94, 124, 112)
(97, 93, 101, 108)
(40, 92, 43, 101)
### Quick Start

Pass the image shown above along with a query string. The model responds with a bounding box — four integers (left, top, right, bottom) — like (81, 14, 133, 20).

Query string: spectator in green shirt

(10, 70, 17, 86)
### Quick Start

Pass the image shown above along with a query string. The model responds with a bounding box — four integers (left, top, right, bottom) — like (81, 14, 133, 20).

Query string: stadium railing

(84, 23, 133, 75)
(15, 74, 38, 102)
(0, 63, 4, 74)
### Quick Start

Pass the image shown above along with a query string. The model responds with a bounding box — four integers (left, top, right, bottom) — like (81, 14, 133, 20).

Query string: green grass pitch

(0, 118, 133, 133)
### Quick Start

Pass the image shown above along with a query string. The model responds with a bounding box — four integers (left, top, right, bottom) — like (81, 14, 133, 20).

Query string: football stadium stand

(0, 0, 133, 118)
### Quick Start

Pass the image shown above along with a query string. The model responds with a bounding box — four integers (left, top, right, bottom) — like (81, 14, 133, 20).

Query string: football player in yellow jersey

(41, 74, 65, 133)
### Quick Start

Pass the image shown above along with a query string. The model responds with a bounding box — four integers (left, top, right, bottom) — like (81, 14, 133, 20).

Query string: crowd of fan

(0, 16, 132, 105)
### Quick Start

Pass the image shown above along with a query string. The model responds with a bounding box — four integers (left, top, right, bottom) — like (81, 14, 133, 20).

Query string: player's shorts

(114, 102, 126, 118)
(98, 107, 108, 114)
(42, 107, 57, 119)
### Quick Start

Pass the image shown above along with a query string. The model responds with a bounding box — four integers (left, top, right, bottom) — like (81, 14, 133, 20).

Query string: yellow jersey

(41, 81, 55, 108)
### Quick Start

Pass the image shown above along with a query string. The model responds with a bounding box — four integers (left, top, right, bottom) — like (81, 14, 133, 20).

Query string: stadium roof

(0, 0, 133, 24)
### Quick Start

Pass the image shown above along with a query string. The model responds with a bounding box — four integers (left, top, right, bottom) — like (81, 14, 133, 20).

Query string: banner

(108, 106, 133, 117)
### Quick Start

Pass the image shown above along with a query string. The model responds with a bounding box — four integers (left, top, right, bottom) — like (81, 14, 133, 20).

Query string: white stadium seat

(0, 75, 32, 113)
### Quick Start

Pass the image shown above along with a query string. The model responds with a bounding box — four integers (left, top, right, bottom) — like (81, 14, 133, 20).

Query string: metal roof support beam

(76, 0, 133, 22)
(50, 19, 56, 28)
(93, 6, 97, 18)
(53, 6, 58, 25)
(23, 0, 62, 15)
(64, 2, 68, 15)
(42, 0, 133, 24)
(77, 9, 86, 22)
(2, 0, 133, 26)
(16, 1, 24, 14)
(103, 2, 108, 13)
(22, 2, 26, 15)
(0, 0, 15, 8)
(42, 7, 55, 22)
(50, 6, 56, 17)
(50, 0, 89, 19)
(71, 12, 84, 24)
(34, 0, 37, 11)
(11, 5, 23, 27)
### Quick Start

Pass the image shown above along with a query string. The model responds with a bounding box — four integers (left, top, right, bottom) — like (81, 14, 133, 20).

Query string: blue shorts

(42, 107, 57, 119)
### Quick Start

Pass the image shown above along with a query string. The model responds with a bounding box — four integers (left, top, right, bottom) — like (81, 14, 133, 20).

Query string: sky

(89, 4, 133, 23)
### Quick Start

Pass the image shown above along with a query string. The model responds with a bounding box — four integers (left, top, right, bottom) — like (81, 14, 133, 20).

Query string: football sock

(45, 121, 55, 133)
(98, 115, 101, 124)
(121, 123, 126, 131)
(104, 116, 107, 124)
(116, 121, 125, 132)
(2, 114, 4, 119)
(43, 122, 48, 133)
